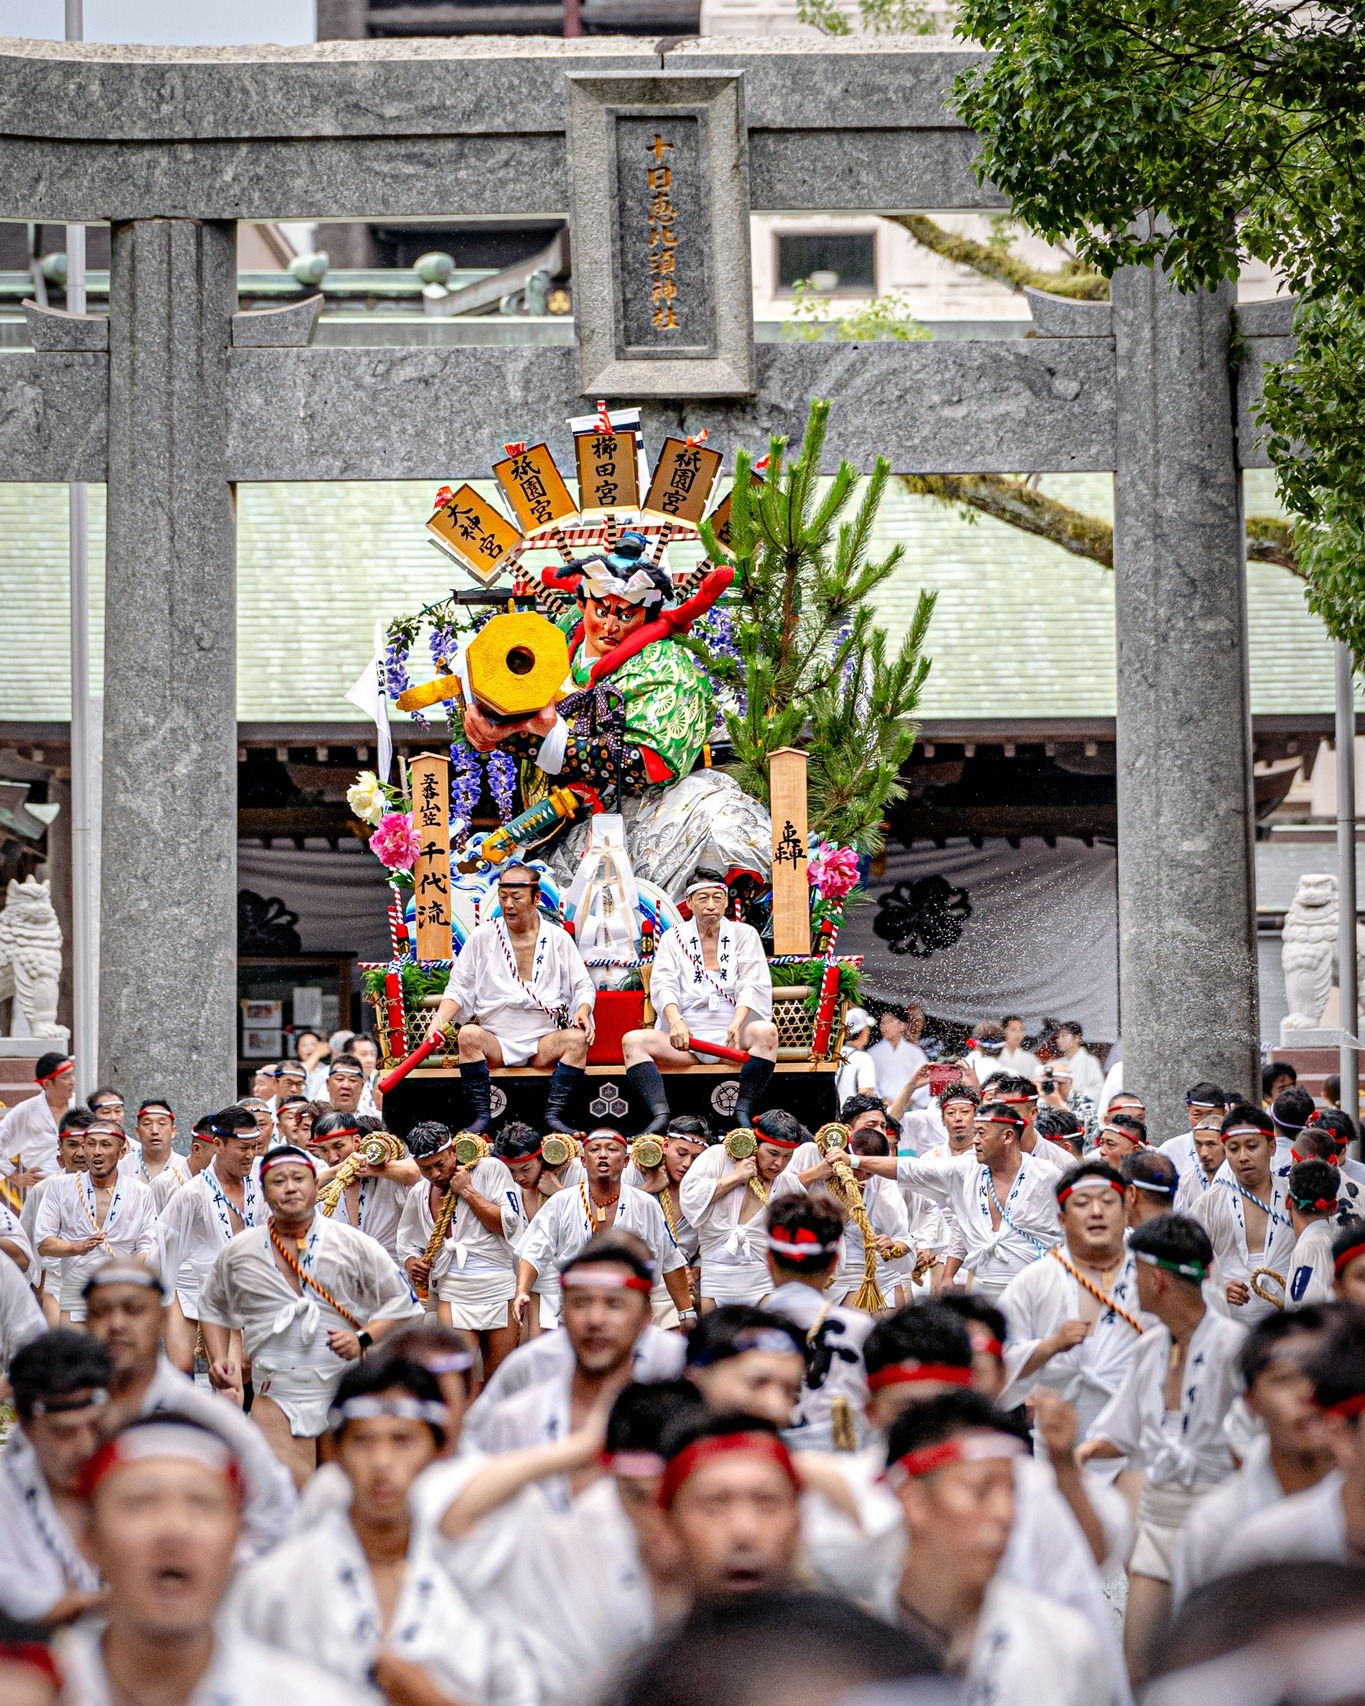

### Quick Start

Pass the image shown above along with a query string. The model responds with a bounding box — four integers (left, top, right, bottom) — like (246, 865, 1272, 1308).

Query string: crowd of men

(2, 869, 1365, 1705)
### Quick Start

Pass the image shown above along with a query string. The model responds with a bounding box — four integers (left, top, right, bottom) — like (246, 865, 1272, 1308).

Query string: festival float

(348, 401, 930, 1137)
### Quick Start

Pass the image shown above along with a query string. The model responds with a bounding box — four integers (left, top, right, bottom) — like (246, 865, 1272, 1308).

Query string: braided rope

(269, 1222, 363, 1331)
(1049, 1248, 1145, 1336)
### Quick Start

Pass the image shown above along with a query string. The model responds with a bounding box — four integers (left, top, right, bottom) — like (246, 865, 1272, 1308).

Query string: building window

(775, 232, 876, 295)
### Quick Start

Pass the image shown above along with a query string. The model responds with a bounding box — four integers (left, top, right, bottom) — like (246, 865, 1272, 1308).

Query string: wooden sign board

(574, 429, 640, 513)
(409, 753, 453, 962)
(427, 484, 523, 585)
(643, 437, 723, 524)
(492, 443, 578, 536)
(769, 746, 811, 956)
(705, 471, 763, 555)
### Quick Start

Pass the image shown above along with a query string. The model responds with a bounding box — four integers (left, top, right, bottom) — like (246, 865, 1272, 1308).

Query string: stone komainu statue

(0, 876, 64, 1037)
(1281, 871, 1365, 1034)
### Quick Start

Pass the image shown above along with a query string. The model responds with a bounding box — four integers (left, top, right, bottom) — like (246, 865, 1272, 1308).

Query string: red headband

(585, 1130, 629, 1147)
(77, 1424, 243, 1501)
(35, 1058, 73, 1084)
(1322, 1393, 1365, 1421)
(976, 1336, 1004, 1360)
(976, 1109, 1026, 1130)
(752, 1122, 801, 1151)
(994, 1094, 1034, 1106)
(0, 1644, 63, 1690)
(769, 1225, 841, 1259)
(259, 1148, 318, 1178)
(659, 1432, 799, 1509)
(1057, 1178, 1126, 1207)
(866, 1361, 973, 1393)
(311, 1125, 359, 1143)
(561, 1266, 653, 1294)
(1334, 1240, 1365, 1277)
(886, 1433, 1023, 1485)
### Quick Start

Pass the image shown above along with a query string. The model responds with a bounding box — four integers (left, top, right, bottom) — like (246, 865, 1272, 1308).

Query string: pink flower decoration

(808, 843, 860, 904)
(370, 812, 421, 871)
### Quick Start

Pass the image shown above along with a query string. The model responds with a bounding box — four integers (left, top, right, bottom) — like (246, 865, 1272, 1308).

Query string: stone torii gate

(0, 33, 1291, 1134)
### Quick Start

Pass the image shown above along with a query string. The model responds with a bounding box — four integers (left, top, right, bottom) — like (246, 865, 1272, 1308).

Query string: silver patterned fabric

(549, 769, 772, 901)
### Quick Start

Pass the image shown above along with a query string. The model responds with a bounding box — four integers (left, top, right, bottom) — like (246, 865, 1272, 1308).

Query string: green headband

(1134, 1249, 1208, 1282)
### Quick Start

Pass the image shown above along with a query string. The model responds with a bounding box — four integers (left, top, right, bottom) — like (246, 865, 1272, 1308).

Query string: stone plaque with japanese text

(615, 116, 710, 355)
(567, 71, 754, 399)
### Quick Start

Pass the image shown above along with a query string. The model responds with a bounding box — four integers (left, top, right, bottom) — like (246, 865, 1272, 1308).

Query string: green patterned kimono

(567, 633, 714, 783)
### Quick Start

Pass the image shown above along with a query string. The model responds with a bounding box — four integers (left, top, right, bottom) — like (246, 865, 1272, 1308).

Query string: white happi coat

(622, 1160, 700, 1265)
(778, 1144, 916, 1304)
(489, 1475, 656, 1706)
(231, 1503, 535, 1706)
(811, 1445, 1130, 1702)
(135, 1357, 298, 1561)
(0, 1093, 67, 1179)
(1287, 1216, 1336, 1306)
(56, 1621, 368, 1706)
(118, 1141, 192, 1194)
(197, 1213, 421, 1406)
(33, 1171, 156, 1314)
(1090, 1309, 1245, 1489)
(514, 1178, 683, 1311)
(999, 1246, 1150, 1442)
(679, 1140, 788, 1302)
(893, 1147, 1064, 1298)
(0, 1428, 102, 1619)
(156, 1163, 265, 1317)
(319, 1172, 410, 1260)
(765, 1278, 871, 1451)
(0, 1201, 35, 1277)
(649, 915, 772, 1047)
(442, 917, 594, 1066)
(1191, 1173, 1296, 1322)
(0, 1246, 43, 1365)
(1172, 1432, 1289, 1604)
(467, 1322, 686, 1426)
(1213, 1469, 1347, 1572)
(957, 1579, 1119, 1706)
(395, 1158, 520, 1287)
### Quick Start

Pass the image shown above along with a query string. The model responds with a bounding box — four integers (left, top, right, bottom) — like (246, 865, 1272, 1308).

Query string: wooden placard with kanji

(769, 746, 811, 956)
(704, 471, 763, 554)
(492, 443, 579, 535)
(427, 484, 523, 585)
(409, 753, 452, 962)
(643, 437, 723, 523)
(574, 429, 640, 513)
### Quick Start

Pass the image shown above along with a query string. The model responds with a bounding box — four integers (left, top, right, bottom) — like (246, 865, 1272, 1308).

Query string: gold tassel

(830, 1395, 858, 1452)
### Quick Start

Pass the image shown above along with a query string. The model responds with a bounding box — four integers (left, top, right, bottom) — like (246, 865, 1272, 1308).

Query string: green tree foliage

(948, 0, 1365, 657)
(689, 400, 935, 854)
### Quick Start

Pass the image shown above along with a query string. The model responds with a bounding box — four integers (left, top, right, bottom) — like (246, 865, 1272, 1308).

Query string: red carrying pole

(378, 1026, 448, 1094)
(811, 962, 841, 1059)
(688, 1036, 751, 1065)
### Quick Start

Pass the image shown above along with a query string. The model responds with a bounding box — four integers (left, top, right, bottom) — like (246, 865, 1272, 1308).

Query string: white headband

(328, 1396, 448, 1429)
(686, 879, 728, 898)
(581, 565, 665, 606)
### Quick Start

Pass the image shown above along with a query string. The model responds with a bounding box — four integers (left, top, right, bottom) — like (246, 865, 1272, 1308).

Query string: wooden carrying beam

(769, 746, 810, 956)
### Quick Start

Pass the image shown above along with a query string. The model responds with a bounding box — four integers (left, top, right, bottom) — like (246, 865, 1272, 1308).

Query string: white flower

(347, 770, 387, 827)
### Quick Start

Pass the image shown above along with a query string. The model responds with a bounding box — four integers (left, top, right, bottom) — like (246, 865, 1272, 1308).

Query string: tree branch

(901, 474, 1301, 576)
(891, 214, 1111, 300)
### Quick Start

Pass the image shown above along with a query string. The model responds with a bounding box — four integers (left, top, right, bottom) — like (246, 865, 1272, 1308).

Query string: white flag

(345, 620, 393, 782)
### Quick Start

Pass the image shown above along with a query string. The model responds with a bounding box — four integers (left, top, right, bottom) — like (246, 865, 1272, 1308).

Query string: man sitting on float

(425, 862, 595, 1135)
(459, 533, 769, 900)
(622, 867, 778, 1134)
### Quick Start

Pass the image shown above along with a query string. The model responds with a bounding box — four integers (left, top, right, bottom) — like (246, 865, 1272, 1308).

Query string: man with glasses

(426, 862, 595, 1133)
